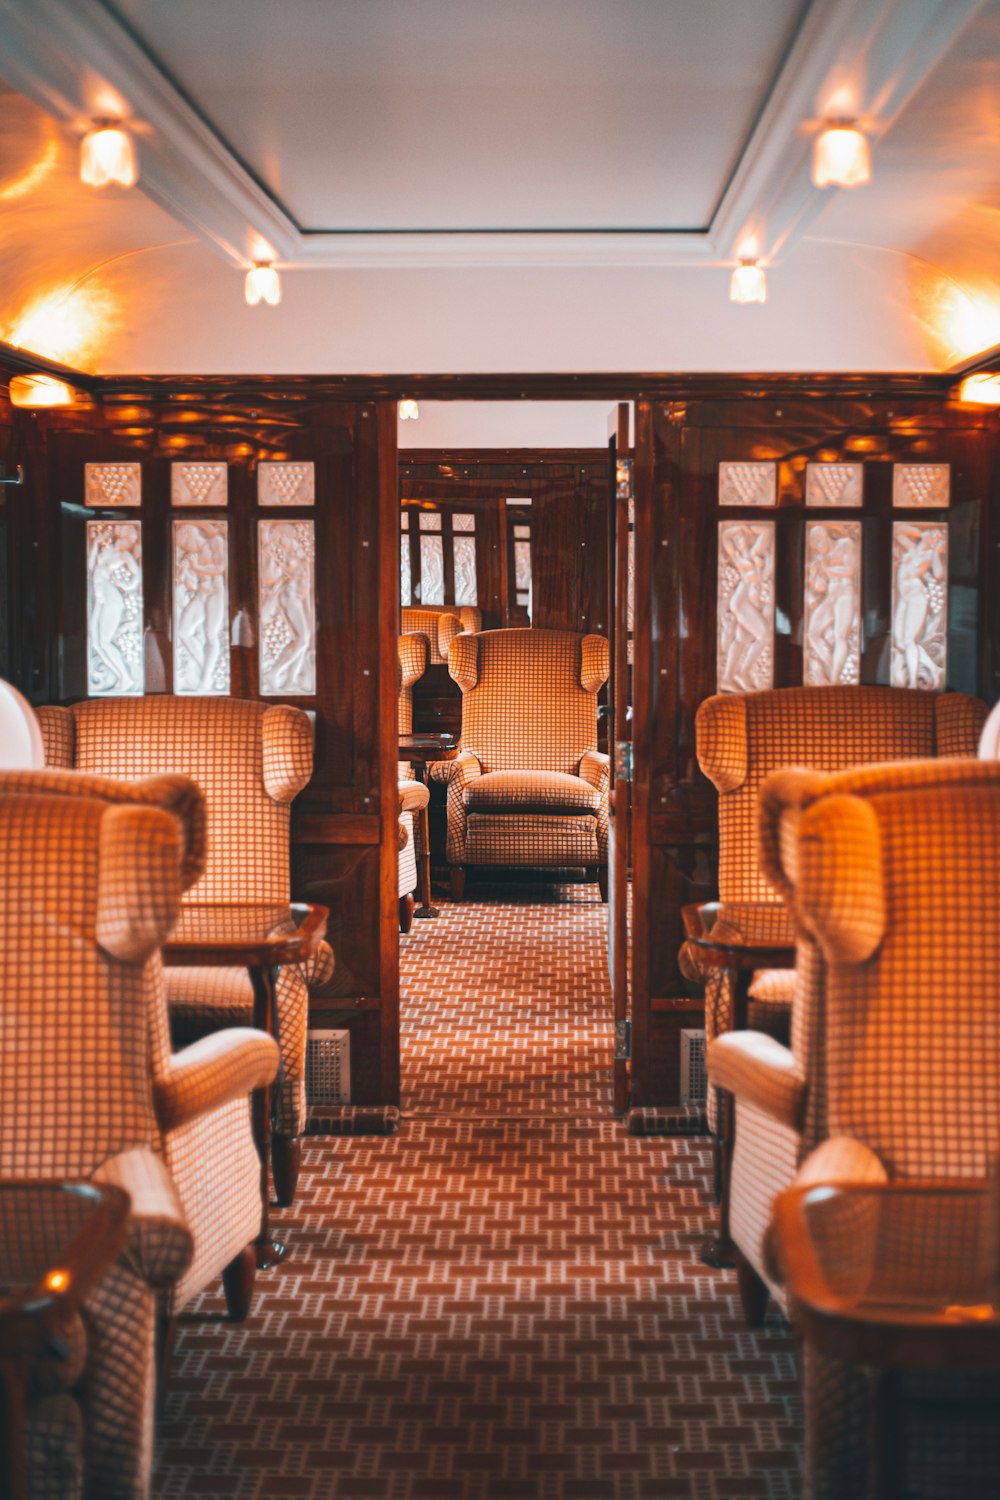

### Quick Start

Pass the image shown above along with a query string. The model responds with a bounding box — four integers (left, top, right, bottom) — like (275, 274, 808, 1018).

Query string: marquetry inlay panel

(258, 519, 316, 696)
(85, 462, 140, 508)
(717, 520, 774, 693)
(718, 461, 776, 507)
(891, 521, 948, 690)
(172, 519, 230, 695)
(87, 520, 143, 696)
(803, 521, 861, 686)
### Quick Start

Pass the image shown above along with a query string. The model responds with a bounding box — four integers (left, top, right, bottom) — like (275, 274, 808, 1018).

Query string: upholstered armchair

(400, 605, 464, 665)
(443, 629, 610, 898)
(709, 757, 1000, 1494)
(0, 769, 277, 1500)
(684, 686, 987, 1129)
(37, 697, 335, 1208)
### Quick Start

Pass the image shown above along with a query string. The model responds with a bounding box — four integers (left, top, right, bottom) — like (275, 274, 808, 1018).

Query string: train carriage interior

(2, 2, 1000, 1497)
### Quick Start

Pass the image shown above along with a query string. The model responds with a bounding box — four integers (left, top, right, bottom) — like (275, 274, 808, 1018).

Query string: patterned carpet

(154, 885, 800, 1500)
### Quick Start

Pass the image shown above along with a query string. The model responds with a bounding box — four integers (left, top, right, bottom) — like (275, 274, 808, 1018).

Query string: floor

(155, 883, 800, 1500)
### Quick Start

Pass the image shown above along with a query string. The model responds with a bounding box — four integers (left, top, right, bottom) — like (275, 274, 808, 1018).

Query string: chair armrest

(91, 1148, 194, 1288)
(399, 780, 430, 814)
(708, 1030, 805, 1130)
(155, 1029, 279, 1131)
(430, 749, 481, 786)
(299, 937, 335, 990)
(578, 749, 610, 793)
(793, 1137, 888, 1188)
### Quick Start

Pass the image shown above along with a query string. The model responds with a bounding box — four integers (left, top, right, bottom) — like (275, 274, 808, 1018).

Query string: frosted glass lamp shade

(812, 125, 871, 188)
(9, 375, 74, 408)
(729, 261, 767, 304)
(245, 263, 282, 306)
(398, 399, 420, 420)
(80, 125, 138, 188)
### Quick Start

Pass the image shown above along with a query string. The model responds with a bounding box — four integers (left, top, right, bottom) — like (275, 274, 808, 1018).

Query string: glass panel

(893, 463, 950, 508)
(173, 519, 230, 695)
(171, 461, 227, 507)
(452, 513, 475, 532)
(419, 512, 442, 530)
(717, 521, 774, 692)
(258, 520, 316, 695)
(803, 521, 861, 686)
(805, 462, 862, 507)
(420, 535, 445, 604)
(400, 510, 409, 530)
(257, 461, 315, 506)
(400, 533, 411, 606)
(718, 462, 776, 507)
(513, 525, 530, 539)
(85, 462, 140, 507)
(891, 521, 948, 690)
(87, 520, 143, 696)
(514, 539, 532, 620)
(453, 535, 477, 606)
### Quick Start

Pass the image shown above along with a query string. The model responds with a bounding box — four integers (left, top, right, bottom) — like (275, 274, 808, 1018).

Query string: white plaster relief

(400, 533, 412, 606)
(453, 535, 478, 606)
(718, 462, 776, 507)
(87, 521, 143, 696)
(173, 520, 230, 695)
(891, 522, 948, 690)
(893, 463, 950, 508)
(419, 535, 444, 604)
(803, 522, 861, 686)
(717, 521, 774, 693)
(805, 462, 863, 508)
(258, 520, 316, 695)
(258, 461, 315, 506)
(172, 462, 227, 507)
(85, 462, 140, 508)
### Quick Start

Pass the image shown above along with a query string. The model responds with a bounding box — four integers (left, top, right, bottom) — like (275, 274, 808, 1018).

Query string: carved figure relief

(258, 461, 315, 506)
(87, 521, 143, 696)
(453, 536, 478, 606)
(803, 522, 861, 686)
(419, 535, 445, 604)
(85, 463, 140, 507)
(805, 462, 863, 508)
(718, 462, 776, 507)
(893, 463, 950, 508)
(258, 521, 317, 695)
(400, 533, 412, 606)
(172, 462, 228, 507)
(173, 520, 230, 695)
(891, 522, 948, 690)
(717, 521, 774, 693)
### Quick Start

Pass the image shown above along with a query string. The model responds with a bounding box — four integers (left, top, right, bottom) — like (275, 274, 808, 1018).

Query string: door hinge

(614, 1018, 632, 1061)
(614, 741, 632, 783)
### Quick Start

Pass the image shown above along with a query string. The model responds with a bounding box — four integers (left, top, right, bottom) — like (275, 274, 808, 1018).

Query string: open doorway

(394, 400, 632, 1120)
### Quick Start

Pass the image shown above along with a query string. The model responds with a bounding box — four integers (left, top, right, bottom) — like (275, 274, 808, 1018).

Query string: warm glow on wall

(4, 283, 118, 370)
(729, 261, 767, 304)
(811, 124, 871, 189)
(244, 263, 281, 306)
(80, 123, 138, 188)
(398, 399, 420, 420)
(8, 374, 75, 408)
(956, 373, 1000, 405)
(0, 138, 59, 203)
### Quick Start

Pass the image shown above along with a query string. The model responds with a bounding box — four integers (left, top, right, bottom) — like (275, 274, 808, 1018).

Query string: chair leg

(449, 866, 466, 901)
(222, 1245, 256, 1323)
(735, 1250, 770, 1328)
(155, 1312, 176, 1413)
(399, 892, 415, 933)
(272, 1132, 301, 1208)
(597, 866, 609, 903)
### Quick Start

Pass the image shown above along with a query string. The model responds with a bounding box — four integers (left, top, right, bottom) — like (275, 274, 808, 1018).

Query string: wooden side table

(398, 733, 458, 918)
(163, 901, 328, 1267)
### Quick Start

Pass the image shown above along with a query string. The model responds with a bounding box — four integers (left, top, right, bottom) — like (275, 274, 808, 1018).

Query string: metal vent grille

(306, 1029, 351, 1107)
(680, 1028, 707, 1105)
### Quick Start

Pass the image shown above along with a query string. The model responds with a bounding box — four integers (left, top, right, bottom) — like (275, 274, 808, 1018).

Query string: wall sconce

(398, 399, 420, 420)
(955, 372, 1000, 405)
(811, 123, 871, 189)
(729, 260, 767, 304)
(79, 122, 138, 188)
(244, 262, 282, 306)
(8, 374, 76, 408)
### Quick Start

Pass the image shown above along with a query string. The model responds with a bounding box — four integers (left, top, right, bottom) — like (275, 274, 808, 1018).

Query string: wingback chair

(0, 769, 277, 1500)
(400, 605, 464, 665)
(37, 697, 335, 1208)
(397, 633, 430, 932)
(709, 758, 1000, 1496)
(684, 686, 987, 1130)
(443, 629, 610, 898)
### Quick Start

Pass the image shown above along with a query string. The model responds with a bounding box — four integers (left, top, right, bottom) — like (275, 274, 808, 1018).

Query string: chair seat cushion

(463, 769, 600, 815)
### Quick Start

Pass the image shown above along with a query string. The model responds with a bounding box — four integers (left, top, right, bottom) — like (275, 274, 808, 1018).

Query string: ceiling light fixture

(244, 262, 281, 307)
(811, 123, 871, 189)
(956, 372, 1000, 406)
(729, 260, 767, 305)
(8, 373, 76, 408)
(398, 399, 420, 420)
(79, 121, 138, 188)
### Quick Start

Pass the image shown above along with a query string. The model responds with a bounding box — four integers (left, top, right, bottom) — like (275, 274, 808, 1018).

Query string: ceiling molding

(0, 0, 986, 271)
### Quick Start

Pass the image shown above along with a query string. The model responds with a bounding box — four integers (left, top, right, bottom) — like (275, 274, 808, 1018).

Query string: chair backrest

(0, 779, 194, 1177)
(0, 679, 44, 767)
(697, 686, 987, 901)
(978, 699, 1000, 759)
(400, 606, 463, 665)
(37, 696, 312, 903)
(448, 628, 608, 775)
(398, 632, 428, 737)
(760, 759, 1000, 1179)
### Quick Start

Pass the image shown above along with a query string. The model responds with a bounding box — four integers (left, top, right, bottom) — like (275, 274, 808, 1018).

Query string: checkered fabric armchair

(37, 697, 335, 1209)
(709, 758, 1000, 1496)
(444, 629, 610, 898)
(0, 769, 278, 1500)
(397, 634, 430, 932)
(684, 686, 987, 1130)
(400, 606, 464, 665)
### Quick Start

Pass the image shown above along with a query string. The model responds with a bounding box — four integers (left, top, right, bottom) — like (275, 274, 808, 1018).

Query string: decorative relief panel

(891, 522, 948, 690)
(453, 536, 478, 606)
(85, 462, 140, 508)
(717, 521, 774, 693)
(419, 536, 445, 604)
(514, 540, 532, 613)
(803, 522, 861, 686)
(171, 462, 227, 507)
(893, 463, 950, 508)
(453, 513, 475, 532)
(87, 521, 143, 696)
(172, 520, 230, 695)
(400, 533, 412, 606)
(419, 512, 442, 530)
(258, 461, 315, 507)
(718, 461, 776, 507)
(258, 520, 316, 696)
(805, 462, 863, 508)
